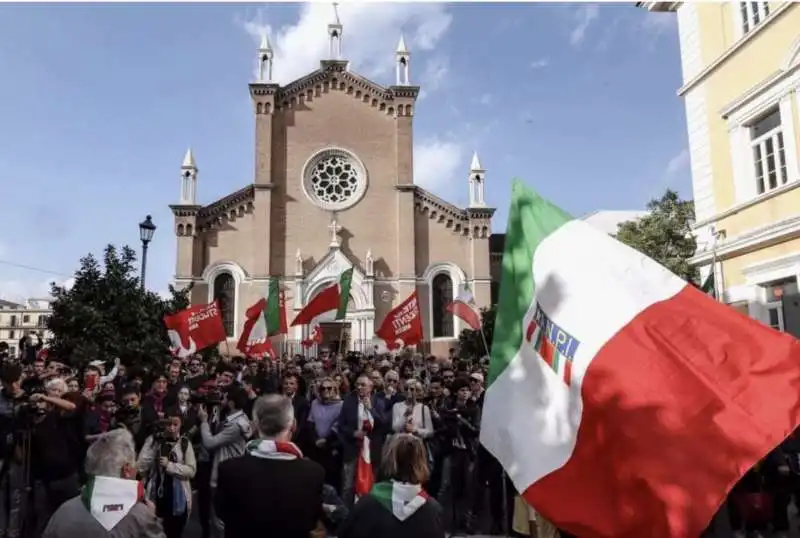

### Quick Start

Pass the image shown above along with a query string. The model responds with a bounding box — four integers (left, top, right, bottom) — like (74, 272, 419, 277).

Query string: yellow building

(0, 298, 52, 357)
(643, 2, 800, 335)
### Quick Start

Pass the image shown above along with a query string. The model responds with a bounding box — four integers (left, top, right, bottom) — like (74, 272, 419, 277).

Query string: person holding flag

(338, 375, 388, 509)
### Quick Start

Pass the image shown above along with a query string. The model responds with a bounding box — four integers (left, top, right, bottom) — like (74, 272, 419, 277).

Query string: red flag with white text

(164, 301, 227, 357)
(375, 292, 423, 350)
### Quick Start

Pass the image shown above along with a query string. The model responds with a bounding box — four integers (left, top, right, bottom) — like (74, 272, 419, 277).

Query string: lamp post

(138, 215, 156, 289)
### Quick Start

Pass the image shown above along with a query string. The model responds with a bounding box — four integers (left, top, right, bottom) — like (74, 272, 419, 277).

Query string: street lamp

(138, 215, 156, 289)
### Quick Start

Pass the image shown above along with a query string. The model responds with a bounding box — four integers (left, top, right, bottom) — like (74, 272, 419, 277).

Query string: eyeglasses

(321, 386, 335, 391)
(386, 379, 399, 384)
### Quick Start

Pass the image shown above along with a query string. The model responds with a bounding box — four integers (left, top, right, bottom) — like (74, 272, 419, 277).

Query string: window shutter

(730, 125, 756, 202)
(779, 95, 799, 183)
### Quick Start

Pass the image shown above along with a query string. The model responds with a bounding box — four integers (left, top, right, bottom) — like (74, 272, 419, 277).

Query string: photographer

(439, 378, 480, 533)
(198, 386, 251, 538)
(137, 409, 196, 538)
(26, 388, 80, 532)
(115, 384, 154, 452)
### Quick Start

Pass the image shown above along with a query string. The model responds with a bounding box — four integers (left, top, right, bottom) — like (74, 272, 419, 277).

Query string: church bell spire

(257, 33, 273, 82)
(180, 148, 198, 205)
(468, 151, 486, 208)
(395, 35, 410, 86)
(328, 3, 343, 59)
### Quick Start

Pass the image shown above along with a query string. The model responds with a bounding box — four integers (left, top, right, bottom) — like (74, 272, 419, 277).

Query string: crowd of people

(0, 343, 514, 538)
(2, 339, 800, 538)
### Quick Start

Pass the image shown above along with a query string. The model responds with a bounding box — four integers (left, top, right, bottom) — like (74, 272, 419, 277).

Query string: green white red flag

(291, 267, 353, 326)
(447, 282, 481, 330)
(236, 278, 286, 359)
(480, 180, 800, 538)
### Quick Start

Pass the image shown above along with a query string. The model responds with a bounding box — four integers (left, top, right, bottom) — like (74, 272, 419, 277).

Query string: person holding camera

(26, 385, 80, 534)
(198, 386, 252, 538)
(137, 409, 196, 538)
(114, 384, 154, 453)
(438, 377, 480, 533)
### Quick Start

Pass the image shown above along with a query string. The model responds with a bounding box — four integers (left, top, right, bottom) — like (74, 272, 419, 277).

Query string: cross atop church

(328, 213, 342, 248)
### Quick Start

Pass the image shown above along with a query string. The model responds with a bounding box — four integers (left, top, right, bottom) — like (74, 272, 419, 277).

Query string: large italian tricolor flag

(480, 180, 800, 538)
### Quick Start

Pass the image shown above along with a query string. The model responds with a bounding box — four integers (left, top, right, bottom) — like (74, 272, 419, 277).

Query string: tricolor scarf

(81, 475, 144, 531)
(355, 400, 375, 498)
(246, 439, 303, 460)
(370, 481, 430, 521)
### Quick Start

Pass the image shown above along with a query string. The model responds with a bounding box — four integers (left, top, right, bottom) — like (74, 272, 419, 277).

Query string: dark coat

(337, 393, 389, 463)
(338, 495, 445, 538)
(215, 454, 325, 538)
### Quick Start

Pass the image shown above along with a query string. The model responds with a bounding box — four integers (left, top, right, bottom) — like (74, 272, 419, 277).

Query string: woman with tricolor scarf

(338, 433, 445, 538)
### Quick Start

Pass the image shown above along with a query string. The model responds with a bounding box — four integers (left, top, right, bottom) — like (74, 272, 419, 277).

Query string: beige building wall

(645, 1, 800, 332)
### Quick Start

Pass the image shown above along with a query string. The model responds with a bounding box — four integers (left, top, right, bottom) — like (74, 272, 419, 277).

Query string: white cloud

(530, 58, 549, 69)
(477, 93, 492, 105)
(417, 55, 450, 101)
(665, 148, 690, 175)
(570, 5, 599, 47)
(0, 277, 68, 303)
(239, 3, 453, 85)
(640, 11, 677, 35)
(413, 139, 464, 193)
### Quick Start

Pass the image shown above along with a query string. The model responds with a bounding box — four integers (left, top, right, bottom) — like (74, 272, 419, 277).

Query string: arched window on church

(213, 273, 236, 338)
(431, 273, 454, 338)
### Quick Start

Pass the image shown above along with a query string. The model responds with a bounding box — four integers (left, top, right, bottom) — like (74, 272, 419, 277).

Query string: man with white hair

(215, 394, 325, 538)
(43, 429, 165, 538)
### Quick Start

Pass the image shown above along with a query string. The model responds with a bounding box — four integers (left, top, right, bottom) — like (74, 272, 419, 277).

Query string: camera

(190, 388, 223, 407)
(113, 404, 141, 430)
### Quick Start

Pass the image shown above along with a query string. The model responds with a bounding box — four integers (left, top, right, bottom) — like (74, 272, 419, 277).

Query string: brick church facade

(170, 23, 495, 356)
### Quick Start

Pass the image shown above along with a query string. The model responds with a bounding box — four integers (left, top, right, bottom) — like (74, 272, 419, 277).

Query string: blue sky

(0, 2, 689, 301)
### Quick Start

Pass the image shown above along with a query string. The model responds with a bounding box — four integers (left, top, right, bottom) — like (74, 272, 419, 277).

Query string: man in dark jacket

(338, 375, 388, 508)
(215, 394, 325, 538)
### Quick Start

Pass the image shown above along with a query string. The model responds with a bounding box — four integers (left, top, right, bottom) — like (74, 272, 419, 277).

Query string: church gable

(272, 60, 419, 118)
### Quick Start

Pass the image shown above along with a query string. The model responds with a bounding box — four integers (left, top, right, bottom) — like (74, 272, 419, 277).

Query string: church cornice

(169, 205, 201, 218)
(194, 185, 256, 232)
(466, 206, 496, 219)
(410, 186, 493, 239)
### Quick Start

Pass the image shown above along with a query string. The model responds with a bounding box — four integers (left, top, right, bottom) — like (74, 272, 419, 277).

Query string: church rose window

(302, 148, 368, 211)
(213, 273, 236, 337)
(432, 273, 454, 338)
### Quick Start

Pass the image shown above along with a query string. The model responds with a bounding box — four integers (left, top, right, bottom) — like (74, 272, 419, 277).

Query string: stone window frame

(423, 262, 467, 341)
(300, 147, 369, 212)
(725, 66, 800, 205)
(203, 261, 247, 338)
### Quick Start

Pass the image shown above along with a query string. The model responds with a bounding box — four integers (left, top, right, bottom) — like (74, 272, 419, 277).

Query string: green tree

(47, 244, 192, 370)
(614, 190, 698, 283)
(457, 305, 497, 358)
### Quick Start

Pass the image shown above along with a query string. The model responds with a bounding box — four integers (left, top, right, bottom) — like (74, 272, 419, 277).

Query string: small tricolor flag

(446, 282, 481, 330)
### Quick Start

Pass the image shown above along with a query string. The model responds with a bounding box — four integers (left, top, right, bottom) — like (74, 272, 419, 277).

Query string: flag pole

(709, 226, 726, 303)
